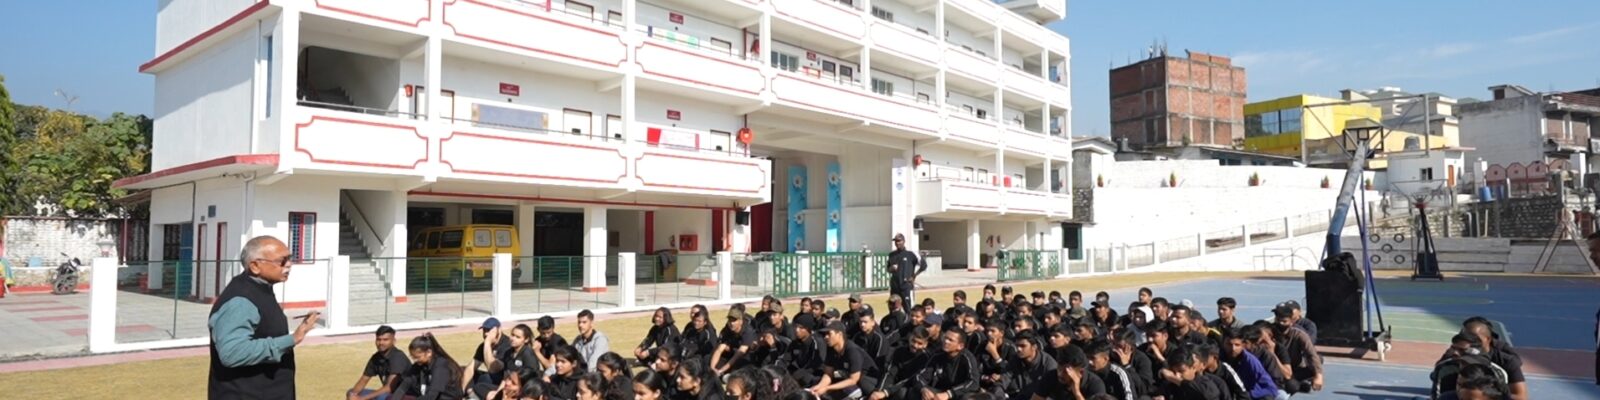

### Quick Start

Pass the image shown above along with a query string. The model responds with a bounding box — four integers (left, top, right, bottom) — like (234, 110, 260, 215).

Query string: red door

(750, 203, 773, 252)
(711, 210, 725, 253)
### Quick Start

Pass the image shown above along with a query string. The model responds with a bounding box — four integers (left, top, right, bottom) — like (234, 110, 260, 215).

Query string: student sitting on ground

(347, 325, 411, 400)
(534, 316, 569, 376)
(545, 346, 588, 400)
(395, 333, 466, 400)
(675, 358, 724, 400)
(467, 318, 515, 399)
(634, 307, 680, 366)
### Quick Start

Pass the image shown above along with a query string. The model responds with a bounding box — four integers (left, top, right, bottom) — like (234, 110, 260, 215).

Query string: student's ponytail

(412, 333, 465, 383)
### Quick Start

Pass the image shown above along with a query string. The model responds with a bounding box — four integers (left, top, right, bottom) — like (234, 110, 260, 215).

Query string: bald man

(208, 235, 320, 399)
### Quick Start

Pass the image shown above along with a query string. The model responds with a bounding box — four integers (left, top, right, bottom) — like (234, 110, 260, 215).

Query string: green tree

(4, 103, 150, 217)
(0, 74, 16, 215)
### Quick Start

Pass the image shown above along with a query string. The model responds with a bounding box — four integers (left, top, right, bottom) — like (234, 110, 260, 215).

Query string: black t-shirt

(537, 333, 569, 360)
(365, 347, 412, 391)
(719, 325, 755, 350)
(888, 249, 924, 286)
(1028, 369, 1106, 400)
(397, 360, 464, 400)
(824, 341, 877, 378)
(681, 324, 719, 361)
(508, 346, 540, 378)
(474, 338, 514, 383)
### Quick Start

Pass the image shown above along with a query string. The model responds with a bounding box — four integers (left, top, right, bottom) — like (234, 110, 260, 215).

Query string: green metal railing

(996, 250, 1061, 282)
(771, 252, 893, 297)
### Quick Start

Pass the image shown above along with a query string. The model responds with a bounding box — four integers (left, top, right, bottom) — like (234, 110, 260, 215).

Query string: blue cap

(481, 317, 501, 331)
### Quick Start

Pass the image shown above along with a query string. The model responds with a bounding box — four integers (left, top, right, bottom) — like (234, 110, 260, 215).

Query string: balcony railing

(298, 100, 425, 120)
(499, 0, 625, 31)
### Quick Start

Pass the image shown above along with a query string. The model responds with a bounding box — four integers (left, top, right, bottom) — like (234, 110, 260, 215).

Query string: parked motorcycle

(52, 253, 82, 295)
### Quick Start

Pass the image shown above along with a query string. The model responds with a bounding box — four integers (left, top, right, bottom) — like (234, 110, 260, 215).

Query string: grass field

(0, 271, 1295, 398)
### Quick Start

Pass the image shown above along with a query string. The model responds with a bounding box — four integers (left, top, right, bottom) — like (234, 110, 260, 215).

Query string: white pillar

(146, 261, 164, 291)
(88, 257, 117, 353)
(517, 204, 537, 283)
(797, 250, 812, 293)
(1242, 225, 1252, 247)
(386, 191, 408, 298)
(966, 219, 981, 271)
(425, 37, 441, 121)
(1197, 233, 1207, 256)
(583, 206, 608, 292)
(759, 14, 772, 64)
(619, 252, 637, 308)
(328, 255, 350, 330)
(716, 251, 733, 300)
(493, 253, 512, 317)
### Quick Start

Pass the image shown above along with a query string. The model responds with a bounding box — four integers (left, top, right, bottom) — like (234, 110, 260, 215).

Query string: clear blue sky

(1, 1, 1597, 133)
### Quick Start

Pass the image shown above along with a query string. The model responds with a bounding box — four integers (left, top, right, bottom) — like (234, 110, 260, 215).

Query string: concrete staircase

(338, 213, 391, 304)
(683, 257, 718, 285)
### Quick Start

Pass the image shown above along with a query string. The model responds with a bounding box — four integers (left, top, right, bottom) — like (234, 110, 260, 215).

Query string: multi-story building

(116, 0, 1073, 303)
(1460, 84, 1600, 195)
(1243, 94, 1455, 170)
(1109, 49, 1246, 149)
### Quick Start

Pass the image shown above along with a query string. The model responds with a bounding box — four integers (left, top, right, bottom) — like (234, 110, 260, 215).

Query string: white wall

(555, 0, 624, 21)
(921, 220, 968, 267)
(1072, 149, 1114, 189)
(636, 90, 743, 151)
(1000, 45, 1025, 70)
(652, 208, 711, 255)
(441, 56, 621, 133)
(946, 90, 993, 118)
(155, 0, 259, 55)
(770, 41, 860, 85)
(152, 29, 257, 170)
(871, 0, 936, 34)
(347, 189, 406, 257)
(945, 24, 992, 56)
(1084, 187, 1372, 248)
(1459, 97, 1546, 173)
(636, 2, 747, 58)
(917, 145, 996, 182)
(248, 176, 340, 303)
(608, 210, 645, 254)
(1101, 160, 1367, 190)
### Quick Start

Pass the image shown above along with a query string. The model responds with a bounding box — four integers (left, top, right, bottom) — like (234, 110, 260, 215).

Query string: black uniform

(782, 335, 827, 387)
(888, 249, 927, 313)
(395, 360, 465, 400)
(679, 323, 719, 365)
(821, 342, 881, 399)
(915, 349, 981, 399)
(364, 347, 412, 395)
(1028, 368, 1107, 400)
(879, 345, 934, 399)
(1090, 364, 1139, 400)
(638, 323, 681, 363)
(1003, 353, 1058, 398)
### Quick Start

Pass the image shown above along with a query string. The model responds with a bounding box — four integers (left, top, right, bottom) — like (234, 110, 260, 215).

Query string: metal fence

(770, 252, 891, 297)
(996, 250, 1062, 282)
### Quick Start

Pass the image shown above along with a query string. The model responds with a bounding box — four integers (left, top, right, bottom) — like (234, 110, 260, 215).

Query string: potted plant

(1365, 178, 1374, 190)
(1168, 172, 1178, 188)
(1248, 172, 1262, 187)
(1320, 176, 1331, 189)
(1096, 174, 1105, 188)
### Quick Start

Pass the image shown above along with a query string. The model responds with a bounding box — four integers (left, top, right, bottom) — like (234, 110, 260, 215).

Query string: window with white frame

(772, 52, 800, 72)
(871, 7, 893, 22)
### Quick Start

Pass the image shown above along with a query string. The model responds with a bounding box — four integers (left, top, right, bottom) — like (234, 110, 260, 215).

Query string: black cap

(819, 321, 847, 335)
(1272, 305, 1295, 319)
(1280, 300, 1301, 311)
(793, 313, 818, 330)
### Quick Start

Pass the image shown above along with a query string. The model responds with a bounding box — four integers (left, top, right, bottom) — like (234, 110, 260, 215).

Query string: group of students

(343, 283, 1357, 400)
(1428, 317, 1528, 400)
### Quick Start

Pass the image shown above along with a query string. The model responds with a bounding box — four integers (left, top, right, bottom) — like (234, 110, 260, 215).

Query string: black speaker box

(1305, 270, 1364, 347)
(735, 210, 751, 226)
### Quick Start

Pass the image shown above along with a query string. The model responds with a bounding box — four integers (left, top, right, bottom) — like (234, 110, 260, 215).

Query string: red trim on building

(683, 278, 716, 286)
(294, 115, 430, 170)
(771, 75, 938, 135)
(313, 0, 432, 28)
(580, 287, 607, 293)
(441, 0, 628, 68)
(438, 131, 629, 184)
(140, 1, 272, 73)
(7, 284, 92, 294)
(410, 191, 739, 211)
(281, 300, 329, 310)
(393, 296, 409, 304)
(634, 41, 765, 96)
(112, 154, 280, 189)
(634, 151, 769, 194)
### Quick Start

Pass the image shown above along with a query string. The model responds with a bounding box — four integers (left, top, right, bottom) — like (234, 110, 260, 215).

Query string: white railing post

(619, 253, 637, 308)
(493, 253, 511, 317)
(1197, 233, 1207, 256)
(1057, 248, 1069, 278)
(328, 255, 350, 330)
(1284, 216, 1293, 238)
(1152, 241, 1162, 266)
(1242, 225, 1252, 247)
(89, 257, 118, 353)
(716, 252, 733, 301)
(797, 251, 812, 293)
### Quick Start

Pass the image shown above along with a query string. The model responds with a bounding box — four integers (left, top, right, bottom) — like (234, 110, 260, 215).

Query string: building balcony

(995, 0, 1067, 23)
(945, 108, 1000, 147)
(945, 43, 998, 85)
(1002, 65, 1049, 103)
(633, 25, 767, 99)
(284, 101, 770, 204)
(441, 0, 629, 70)
(771, 0, 867, 41)
(770, 69, 941, 137)
(1004, 125, 1065, 159)
(304, 0, 433, 30)
(915, 177, 1068, 219)
(868, 20, 940, 69)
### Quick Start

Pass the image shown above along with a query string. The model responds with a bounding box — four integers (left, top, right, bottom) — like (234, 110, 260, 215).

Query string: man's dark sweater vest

(209, 273, 295, 399)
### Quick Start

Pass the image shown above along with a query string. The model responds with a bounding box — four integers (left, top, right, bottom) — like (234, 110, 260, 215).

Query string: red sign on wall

(669, 12, 684, 24)
(499, 83, 520, 96)
(667, 110, 681, 120)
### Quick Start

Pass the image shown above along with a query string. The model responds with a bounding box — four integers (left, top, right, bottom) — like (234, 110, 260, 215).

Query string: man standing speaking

(209, 235, 320, 399)
(887, 233, 926, 314)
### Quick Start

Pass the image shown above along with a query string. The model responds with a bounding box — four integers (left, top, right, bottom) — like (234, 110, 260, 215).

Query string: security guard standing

(887, 233, 927, 314)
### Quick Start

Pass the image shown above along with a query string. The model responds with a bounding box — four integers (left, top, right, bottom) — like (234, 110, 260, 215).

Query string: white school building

(117, 0, 1075, 306)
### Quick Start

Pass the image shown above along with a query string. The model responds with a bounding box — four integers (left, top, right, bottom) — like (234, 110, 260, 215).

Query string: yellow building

(1244, 94, 1456, 168)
